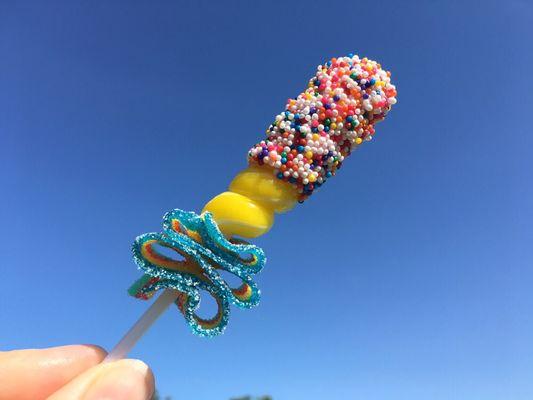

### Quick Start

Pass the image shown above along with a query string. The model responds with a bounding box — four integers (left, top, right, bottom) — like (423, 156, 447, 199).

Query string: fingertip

(78, 344, 108, 363)
(0, 344, 108, 400)
(80, 358, 155, 400)
(131, 359, 155, 395)
(116, 359, 155, 398)
(39, 344, 107, 369)
(121, 358, 153, 378)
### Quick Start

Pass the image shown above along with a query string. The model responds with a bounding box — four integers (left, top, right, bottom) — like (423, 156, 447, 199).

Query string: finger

(48, 359, 155, 400)
(0, 344, 106, 400)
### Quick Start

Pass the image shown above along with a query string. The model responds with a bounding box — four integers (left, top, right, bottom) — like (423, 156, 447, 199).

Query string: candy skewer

(105, 289, 179, 362)
(123, 54, 397, 341)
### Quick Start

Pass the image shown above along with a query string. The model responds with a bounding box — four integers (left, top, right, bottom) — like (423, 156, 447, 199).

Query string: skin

(0, 345, 154, 400)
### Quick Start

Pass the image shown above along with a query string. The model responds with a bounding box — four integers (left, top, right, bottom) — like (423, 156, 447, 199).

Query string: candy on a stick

(105, 54, 397, 361)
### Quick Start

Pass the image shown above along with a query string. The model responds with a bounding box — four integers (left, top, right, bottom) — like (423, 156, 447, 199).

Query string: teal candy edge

(128, 209, 267, 337)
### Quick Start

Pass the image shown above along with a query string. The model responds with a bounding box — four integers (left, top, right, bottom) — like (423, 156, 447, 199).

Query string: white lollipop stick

(104, 289, 180, 362)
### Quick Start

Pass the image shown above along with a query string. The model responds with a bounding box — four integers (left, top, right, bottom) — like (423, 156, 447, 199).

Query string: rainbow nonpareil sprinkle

(248, 54, 397, 201)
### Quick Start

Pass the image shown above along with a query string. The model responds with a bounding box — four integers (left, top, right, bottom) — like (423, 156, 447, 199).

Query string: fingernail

(83, 359, 154, 400)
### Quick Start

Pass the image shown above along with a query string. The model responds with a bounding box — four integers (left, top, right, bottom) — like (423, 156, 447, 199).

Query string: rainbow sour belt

(129, 54, 397, 336)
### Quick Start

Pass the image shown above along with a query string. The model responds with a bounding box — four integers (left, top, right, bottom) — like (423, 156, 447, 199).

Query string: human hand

(0, 344, 154, 400)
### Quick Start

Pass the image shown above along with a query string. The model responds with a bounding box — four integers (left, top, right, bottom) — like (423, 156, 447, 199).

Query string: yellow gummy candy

(202, 166, 298, 238)
(229, 165, 298, 213)
(202, 191, 273, 238)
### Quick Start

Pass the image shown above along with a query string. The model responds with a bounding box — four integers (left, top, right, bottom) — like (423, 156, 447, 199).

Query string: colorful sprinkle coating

(248, 54, 397, 201)
(128, 209, 266, 337)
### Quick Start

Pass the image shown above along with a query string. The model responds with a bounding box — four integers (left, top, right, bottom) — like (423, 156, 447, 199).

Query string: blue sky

(1, 1, 532, 399)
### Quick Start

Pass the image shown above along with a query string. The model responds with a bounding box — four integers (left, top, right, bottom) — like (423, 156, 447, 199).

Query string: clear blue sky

(1, 1, 532, 399)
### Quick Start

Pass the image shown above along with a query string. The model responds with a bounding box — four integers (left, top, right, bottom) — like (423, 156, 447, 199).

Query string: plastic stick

(104, 289, 179, 362)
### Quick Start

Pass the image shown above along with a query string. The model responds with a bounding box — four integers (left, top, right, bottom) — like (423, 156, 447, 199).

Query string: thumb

(48, 359, 154, 400)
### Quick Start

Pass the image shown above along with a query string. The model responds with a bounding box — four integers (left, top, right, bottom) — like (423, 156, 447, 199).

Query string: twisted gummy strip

(128, 209, 265, 337)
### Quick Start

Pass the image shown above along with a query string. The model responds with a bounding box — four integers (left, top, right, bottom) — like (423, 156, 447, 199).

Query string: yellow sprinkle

(312, 134, 319, 141)
(308, 174, 317, 183)
(355, 137, 363, 145)
(305, 151, 313, 159)
(330, 123, 337, 130)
